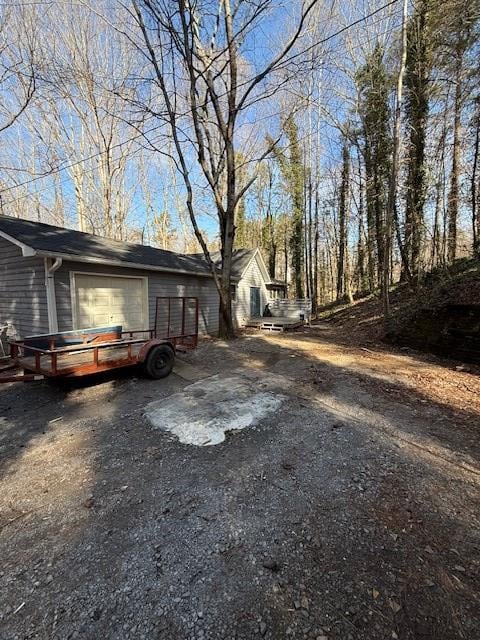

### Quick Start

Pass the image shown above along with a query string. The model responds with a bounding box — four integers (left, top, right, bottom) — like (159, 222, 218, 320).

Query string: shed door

(250, 286, 261, 317)
(74, 274, 148, 331)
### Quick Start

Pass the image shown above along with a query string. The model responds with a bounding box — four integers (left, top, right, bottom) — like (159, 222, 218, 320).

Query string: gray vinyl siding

(0, 237, 48, 338)
(232, 254, 268, 327)
(54, 260, 219, 336)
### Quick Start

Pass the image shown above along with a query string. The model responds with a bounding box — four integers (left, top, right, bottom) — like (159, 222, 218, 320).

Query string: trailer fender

(137, 339, 176, 363)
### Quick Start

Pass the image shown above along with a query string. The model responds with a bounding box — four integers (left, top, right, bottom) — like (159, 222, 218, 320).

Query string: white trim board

(238, 248, 271, 284)
(38, 250, 214, 278)
(0, 231, 215, 278)
(0, 229, 36, 256)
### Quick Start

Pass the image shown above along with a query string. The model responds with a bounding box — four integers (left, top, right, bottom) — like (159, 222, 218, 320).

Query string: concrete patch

(145, 374, 286, 446)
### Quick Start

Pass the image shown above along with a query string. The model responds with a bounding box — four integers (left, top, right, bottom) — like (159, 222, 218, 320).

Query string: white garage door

(74, 274, 148, 331)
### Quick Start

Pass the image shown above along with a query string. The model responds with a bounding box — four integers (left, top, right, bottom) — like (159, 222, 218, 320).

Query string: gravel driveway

(1, 326, 479, 640)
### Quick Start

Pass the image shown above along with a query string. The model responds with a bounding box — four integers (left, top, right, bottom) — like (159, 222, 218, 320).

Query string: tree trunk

(337, 139, 350, 300)
(404, 0, 430, 281)
(304, 173, 311, 299)
(432, 178, 442, 269)
(447, 46, 463, 264)
(472, 96, 480, 256)
(268, 244, 277, 279)
(363, 141, 378, 291)
(355, 148, 367, 293)
(307, 173, 314, 302)
(312, 186, 319, 315)
(345, 243, 354, 304)
(384, 0, 408, 320)
(264, 172, 277, 278)
(357, 208, 367, 293)
(217, 198, 235, 339)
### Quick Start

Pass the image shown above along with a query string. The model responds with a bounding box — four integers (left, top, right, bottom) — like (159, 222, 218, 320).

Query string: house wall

(0, 237, 49, 338)
(232, 254, 269, 326)
(54, 260, 219, 335)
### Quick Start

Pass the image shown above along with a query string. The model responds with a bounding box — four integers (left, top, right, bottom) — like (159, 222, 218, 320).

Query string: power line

(0, 0, 400, 197)
(0, 131, 166, 209)
(275, 0, 400, 66)
(0, 121, 165, 195)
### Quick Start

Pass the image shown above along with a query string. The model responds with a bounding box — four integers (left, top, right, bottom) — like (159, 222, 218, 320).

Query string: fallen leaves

(388, 598, 402, 614)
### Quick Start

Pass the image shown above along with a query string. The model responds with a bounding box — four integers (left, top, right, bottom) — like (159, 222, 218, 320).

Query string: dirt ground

(1, 323, 479, 640)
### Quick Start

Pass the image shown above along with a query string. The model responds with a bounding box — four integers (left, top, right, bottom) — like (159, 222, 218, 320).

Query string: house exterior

(218, 248, 311, 326)
(220, 248, 287, 328)
(0, 217, 288, 340)
(0, 216, 219, 339)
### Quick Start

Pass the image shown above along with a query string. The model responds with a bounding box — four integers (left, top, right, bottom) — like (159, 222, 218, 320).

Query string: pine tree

(356, 45, 392, 290)
(336, 136, 350, 300)
(270, 115, 305, 297)
(234, 152, 249, 249)
(404, 0, 432, 280)
(234, 198, 248, 249)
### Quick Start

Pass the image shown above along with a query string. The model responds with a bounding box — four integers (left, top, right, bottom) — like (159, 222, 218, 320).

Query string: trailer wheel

(144, 344, 175, 379)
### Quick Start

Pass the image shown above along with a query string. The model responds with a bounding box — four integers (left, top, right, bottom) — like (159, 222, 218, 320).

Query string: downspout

(44, 257, 62, 333)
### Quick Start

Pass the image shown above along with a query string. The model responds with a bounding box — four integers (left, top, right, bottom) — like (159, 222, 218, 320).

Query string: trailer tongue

(0, 296, 198, 383)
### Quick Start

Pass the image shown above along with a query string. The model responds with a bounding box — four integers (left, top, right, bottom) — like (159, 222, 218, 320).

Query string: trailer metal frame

(0, 296, 199, 382)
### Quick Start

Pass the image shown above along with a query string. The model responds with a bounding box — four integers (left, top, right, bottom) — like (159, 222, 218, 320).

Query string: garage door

(74, 274, 148, 331)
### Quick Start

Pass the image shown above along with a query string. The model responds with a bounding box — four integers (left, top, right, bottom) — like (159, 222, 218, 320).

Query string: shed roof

(204, 248, 257, 279)
(0, 215, 213, 276)
(266, 279, 287, 288)
(190, 248, 272, 281)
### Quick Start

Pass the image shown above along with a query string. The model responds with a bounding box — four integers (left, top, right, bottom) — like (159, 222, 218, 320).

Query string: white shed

(227, 249, 287, 328)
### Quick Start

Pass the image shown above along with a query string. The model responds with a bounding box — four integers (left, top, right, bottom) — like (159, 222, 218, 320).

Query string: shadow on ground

(0, 329, 479, 640)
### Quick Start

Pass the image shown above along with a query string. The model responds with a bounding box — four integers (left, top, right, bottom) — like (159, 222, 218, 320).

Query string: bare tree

(128, 0, 319, 337)
(442, 0, 477, 263)
(0, 6, 37, 136)
(0, 2, 146, 234)
(37, 4, 144, 236)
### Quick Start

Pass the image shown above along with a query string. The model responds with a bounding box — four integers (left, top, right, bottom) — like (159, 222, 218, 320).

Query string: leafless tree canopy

(0, 0, 479, 332)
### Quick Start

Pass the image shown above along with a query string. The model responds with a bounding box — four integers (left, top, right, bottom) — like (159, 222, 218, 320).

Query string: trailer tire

(144, 344, 175, 379)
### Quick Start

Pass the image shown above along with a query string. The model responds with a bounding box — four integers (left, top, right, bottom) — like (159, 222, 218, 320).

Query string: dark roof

(266, 279, 287, 288)
(225, 248, 257, 278)
(0, 215, 212, 276)
(190, 248, 256, 279)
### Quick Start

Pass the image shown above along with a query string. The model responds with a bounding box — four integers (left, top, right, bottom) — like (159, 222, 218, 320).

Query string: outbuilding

(0, 216, 289, 340)
(222, 248, 287, 327)
(0, 216, 220, 339)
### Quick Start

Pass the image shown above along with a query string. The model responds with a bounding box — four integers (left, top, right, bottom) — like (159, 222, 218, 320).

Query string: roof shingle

(0, 215, 212, 275)
(190, 248, 256, 279)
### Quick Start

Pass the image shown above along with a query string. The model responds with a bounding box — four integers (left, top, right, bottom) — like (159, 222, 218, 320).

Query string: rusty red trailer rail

(0, 296, 199, 382)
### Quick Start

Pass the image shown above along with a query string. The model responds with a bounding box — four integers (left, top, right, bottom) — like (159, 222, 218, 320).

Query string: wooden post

(51, 353, 58, 375)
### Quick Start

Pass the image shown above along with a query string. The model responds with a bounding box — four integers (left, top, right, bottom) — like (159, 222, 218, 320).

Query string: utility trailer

(0, 296, 198, 383)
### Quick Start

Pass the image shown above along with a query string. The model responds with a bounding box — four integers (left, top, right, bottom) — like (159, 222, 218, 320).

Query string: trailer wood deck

(1, 296, 199, 382)
(17, 340, 145, 377)
(244, 317, 304, 332)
